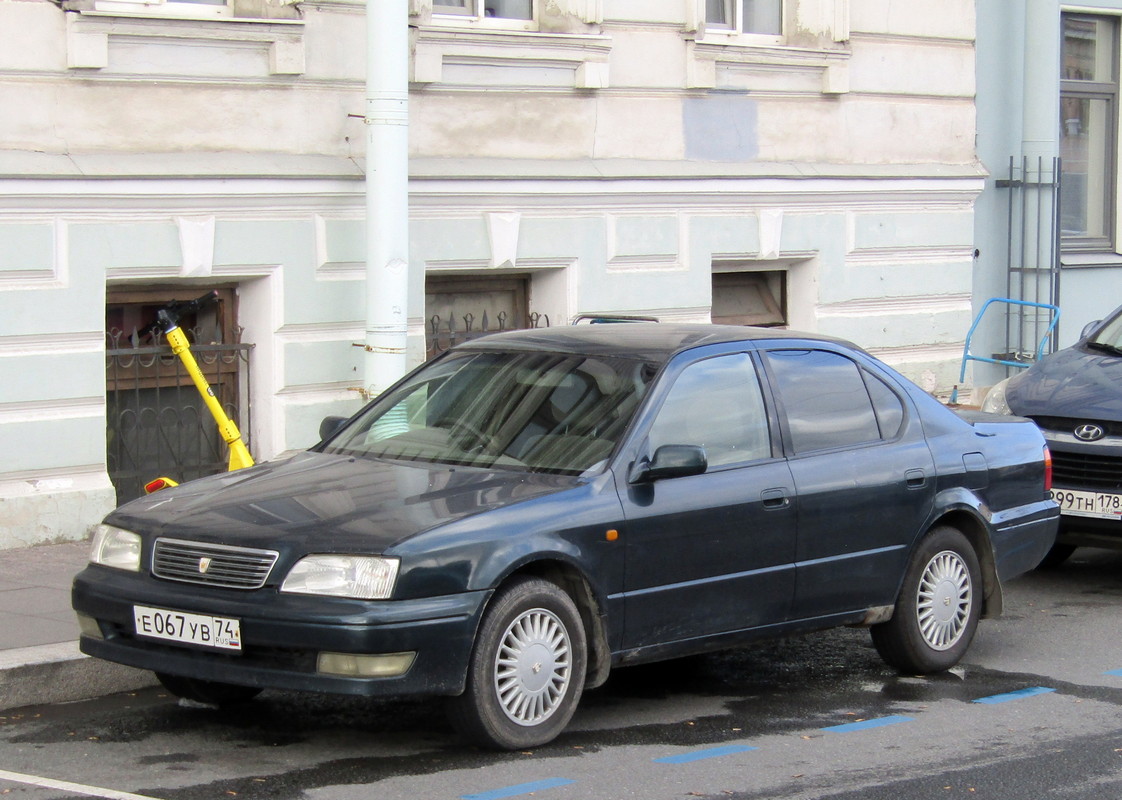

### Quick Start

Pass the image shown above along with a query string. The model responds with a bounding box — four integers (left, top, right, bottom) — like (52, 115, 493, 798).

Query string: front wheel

(447, 577, 587, 750)
(871, 526, 981, 674)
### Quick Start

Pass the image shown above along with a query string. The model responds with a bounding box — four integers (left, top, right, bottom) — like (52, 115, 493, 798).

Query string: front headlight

(980, 377, 1014, 415)
(280, 555, 399, 600)
(89, 524, 142, 572)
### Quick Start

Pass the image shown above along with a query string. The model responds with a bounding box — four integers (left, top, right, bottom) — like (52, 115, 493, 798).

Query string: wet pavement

(3, 550, 1122, 799)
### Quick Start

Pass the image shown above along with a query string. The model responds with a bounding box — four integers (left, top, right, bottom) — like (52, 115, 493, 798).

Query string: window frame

(710, 269, 787, 327)
(703, 0, 785, 44)
(763, 347, 889, 456)
(1060, 12, 1120, 253)
(646, 352, 775, 471)
(431, 0, 537, 30)
(80, 0, 233, 19)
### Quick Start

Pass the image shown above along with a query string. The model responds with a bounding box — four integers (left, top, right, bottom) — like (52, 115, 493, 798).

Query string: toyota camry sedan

(74, 324, 1058, 749)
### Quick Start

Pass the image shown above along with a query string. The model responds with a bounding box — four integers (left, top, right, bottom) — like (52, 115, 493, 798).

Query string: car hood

(107, 451, 582, 553)
(1008, 344, 1122, 420)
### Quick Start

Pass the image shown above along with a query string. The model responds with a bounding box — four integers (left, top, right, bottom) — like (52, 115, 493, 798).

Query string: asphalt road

(3, 549, 1122, 800)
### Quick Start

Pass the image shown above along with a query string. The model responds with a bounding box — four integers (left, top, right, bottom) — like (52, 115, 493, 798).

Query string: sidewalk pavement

(0, 540, 156, 712)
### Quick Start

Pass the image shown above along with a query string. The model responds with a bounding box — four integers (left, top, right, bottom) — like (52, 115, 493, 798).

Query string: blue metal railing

(951, 297, 1060, 405)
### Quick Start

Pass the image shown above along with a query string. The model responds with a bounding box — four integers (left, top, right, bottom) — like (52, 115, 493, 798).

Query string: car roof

(457, 323, 855, 363)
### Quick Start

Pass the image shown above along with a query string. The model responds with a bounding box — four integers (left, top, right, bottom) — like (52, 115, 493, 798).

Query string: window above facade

(411, 0, 609, 88)
(433, 0, 532, 23)
(705, 0, 783, 38)
(418, 0, 601, 32)
(62, 0, 300, 21)
(686, 0, 850, 94)
(1060, 13, 1119, 253)
(63, 1, 305, 74)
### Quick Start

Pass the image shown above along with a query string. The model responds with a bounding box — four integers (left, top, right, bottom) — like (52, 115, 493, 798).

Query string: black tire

(871, 526, 982, 674)
(447, 577, 586, 750)
(1036, 542, 1076, 570)
(156, 672, 262, 706)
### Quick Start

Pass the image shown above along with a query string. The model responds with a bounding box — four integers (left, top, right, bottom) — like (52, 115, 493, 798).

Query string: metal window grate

(106, 323, 253, 506)
(152, 538, 278, 589)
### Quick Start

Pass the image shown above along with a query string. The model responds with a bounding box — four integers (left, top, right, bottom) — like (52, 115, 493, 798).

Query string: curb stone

(0, 642, 157, 711)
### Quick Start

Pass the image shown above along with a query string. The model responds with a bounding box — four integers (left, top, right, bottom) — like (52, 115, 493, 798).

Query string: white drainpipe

(363, 0, 410, 398)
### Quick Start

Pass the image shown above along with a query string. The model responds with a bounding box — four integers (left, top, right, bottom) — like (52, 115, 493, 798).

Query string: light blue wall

(975, 0, 1122, 392)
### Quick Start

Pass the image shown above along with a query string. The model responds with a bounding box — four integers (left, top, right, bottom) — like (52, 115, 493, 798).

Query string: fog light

(76, 613, 104, 640)
(316, 651, 415, 678)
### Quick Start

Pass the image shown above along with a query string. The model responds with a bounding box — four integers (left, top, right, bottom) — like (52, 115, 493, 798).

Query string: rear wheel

(871, 526, 981, 674)
(156, 673, 262, 706)
(447, 577, 586, 750)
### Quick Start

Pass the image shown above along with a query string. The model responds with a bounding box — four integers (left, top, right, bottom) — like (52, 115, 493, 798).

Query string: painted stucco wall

(1, 0, 981, 547)
(973, 0, 1122, 398)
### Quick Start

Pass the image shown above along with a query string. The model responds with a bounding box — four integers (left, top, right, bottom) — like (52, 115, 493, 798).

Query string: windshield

(324, 350, 657, 474)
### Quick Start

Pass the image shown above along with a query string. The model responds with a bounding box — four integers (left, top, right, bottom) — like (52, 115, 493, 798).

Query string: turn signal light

(144, 477, 179, 494)
(1043, 446, 1053, 493)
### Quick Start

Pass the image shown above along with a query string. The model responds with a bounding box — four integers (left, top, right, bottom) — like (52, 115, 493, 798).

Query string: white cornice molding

(0, 397, 104, 424)
(818, 294, 972, 317)
(0, 332, 104, 357)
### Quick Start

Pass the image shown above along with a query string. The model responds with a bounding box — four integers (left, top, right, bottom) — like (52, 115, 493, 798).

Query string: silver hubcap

(493, 607, 572, 727)
(916, 550, 973, 650)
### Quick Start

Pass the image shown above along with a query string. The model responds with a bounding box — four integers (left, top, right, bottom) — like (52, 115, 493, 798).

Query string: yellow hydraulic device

(141, 291, 254, 494)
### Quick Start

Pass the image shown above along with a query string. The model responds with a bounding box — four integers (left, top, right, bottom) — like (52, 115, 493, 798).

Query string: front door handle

(761, 487, 789, 509)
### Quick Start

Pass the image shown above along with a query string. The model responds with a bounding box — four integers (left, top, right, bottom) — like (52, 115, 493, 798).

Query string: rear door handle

(905, 469, 927, 489)
(761, 488, 789, 509)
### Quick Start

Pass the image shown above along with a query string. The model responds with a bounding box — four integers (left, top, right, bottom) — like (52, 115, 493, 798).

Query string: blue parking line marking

(1105, 669, 1122, 677)
(821, 715, 914, 733)
(973, 686, 1055, 705)
(653, 744, 758, 764)
(461, 778, 575, 800)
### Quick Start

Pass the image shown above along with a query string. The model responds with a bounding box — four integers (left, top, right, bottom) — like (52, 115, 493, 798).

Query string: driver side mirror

(629, 444, 708, 483)
(319, 415, 348, 442)
(1081, 320, 1103, 340)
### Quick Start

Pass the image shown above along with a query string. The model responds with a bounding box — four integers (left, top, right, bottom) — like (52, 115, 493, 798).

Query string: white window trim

(415, 0, 602, 30)
(703, 0, 784, 44)
(431, 3, 537, 31)
(412, 26, 611, 88)
(64, 11, 306, 74)
(685, 0, 849, 93)
(87, 0, 233, 20)
(699, 27, 785, 48)
(1060, 8, 1122, 255)
(62, 0, 302, 23)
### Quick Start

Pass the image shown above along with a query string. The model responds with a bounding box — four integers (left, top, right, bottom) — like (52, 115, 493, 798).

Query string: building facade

(0, 0, 980, 548)
(973, 0, 1122, 394)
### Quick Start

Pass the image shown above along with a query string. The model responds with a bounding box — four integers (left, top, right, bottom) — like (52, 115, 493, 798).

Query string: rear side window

(766, 349, 883, 454)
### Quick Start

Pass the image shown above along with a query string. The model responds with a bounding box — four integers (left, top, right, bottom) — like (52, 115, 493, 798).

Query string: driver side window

(648, 353, 771, 468)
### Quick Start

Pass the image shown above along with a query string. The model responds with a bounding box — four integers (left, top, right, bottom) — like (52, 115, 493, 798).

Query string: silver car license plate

(133, 605, 242, 651)
(1050, 489, 1122, 520)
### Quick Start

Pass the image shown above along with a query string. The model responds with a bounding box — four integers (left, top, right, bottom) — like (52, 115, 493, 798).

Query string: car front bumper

(72, 564, 489, 697)
(1044, 431, 1122, 545)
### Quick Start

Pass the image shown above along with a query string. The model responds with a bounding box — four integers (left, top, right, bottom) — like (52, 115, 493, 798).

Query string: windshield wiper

(1087, 340, 1122, 357)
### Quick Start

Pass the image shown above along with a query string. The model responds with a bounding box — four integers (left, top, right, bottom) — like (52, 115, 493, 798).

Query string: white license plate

(133, 605, 242, 651)
(1050, 489, 1122, 520)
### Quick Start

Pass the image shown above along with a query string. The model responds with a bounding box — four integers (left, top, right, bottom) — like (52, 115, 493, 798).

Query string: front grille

(1031, 416, 1121, 436)
(152, 538, 278, 589)
(1051, 451, 1122, 491)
